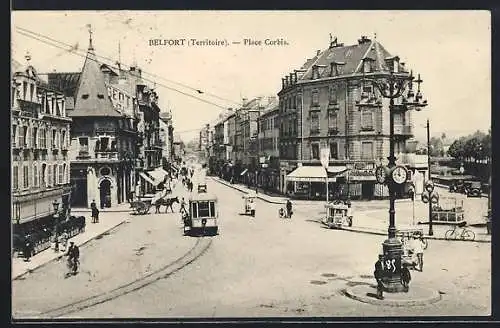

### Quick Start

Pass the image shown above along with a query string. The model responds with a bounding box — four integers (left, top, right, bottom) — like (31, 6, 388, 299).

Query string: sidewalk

(212, 176, 490, 243)
(341, 211, 491, 243)
(211, 176, 412, 206)
(12, 209, 129, 280)
(71, 202, 132, 214)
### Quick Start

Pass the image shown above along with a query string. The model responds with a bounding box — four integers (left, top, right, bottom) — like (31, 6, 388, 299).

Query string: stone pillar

(87, 166, 96, 208)
(111, 175, 118, 207)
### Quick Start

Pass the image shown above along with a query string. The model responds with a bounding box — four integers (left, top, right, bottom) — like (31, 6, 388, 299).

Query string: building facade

(159, 110, 176, 173)
(257, 102, 280, 191)
(278, 36, 424, 200)
(52, 38, 140, 208)
(11, 57, 72, 235)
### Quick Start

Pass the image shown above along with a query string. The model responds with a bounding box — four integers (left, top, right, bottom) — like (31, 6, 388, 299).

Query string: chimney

(316, 50, 321, 56)
(358, 36, 371, 44)
(138, 68, 142, 77)
(289, 73, 294, 85)
(282, 78, 286, 89)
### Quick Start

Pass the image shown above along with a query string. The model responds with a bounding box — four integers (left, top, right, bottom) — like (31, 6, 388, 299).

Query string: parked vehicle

(322, 201, 353, 229)
(464, 180, 482, 198)
(243, 194, 256, 217)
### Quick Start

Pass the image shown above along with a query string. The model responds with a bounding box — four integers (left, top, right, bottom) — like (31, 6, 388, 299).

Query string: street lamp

(52, 199, 60, 239)
(364, 68, 427, 292)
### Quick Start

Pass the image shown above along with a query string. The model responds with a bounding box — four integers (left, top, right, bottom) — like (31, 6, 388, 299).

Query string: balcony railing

(310, 128, 320, 135)
(328, 102, 340, 110)
(394, 124, 413, 136)
(328, 127, 339, 135)
(77, 150, 91, 159)
(95, 151, 118, 160)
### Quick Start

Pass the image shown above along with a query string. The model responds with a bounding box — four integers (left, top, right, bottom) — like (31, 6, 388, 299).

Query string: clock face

(392, 166, 408, 184)
(375, 166, 386, 184)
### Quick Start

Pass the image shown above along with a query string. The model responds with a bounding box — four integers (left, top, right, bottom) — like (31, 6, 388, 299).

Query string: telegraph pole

(427, 119, 433, 236)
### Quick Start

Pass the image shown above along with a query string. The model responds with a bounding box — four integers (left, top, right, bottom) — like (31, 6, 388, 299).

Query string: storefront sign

(349, 169, 376, 181)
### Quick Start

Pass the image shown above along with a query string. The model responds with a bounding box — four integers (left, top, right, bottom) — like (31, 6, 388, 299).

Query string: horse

(154, 196, 180, 213)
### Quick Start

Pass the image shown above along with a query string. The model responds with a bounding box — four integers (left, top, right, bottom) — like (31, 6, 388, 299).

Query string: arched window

(33, 163, 38, 187)
(41, 163, 47, 187)
(53, 165, 58, 185)
(59, 164, 64, 184)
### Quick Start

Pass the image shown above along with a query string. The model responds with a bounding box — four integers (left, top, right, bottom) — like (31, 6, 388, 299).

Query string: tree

(429, 137, 444, 157)
(447, 130, 490, 162)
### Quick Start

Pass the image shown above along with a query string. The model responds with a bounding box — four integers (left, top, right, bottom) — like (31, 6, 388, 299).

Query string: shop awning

(240, 169, 248, 176)
(139, 172, 155, 185)
(147, 168, 168, 185)
(170, 164, 179, 172)
(286, 166, 348, 183)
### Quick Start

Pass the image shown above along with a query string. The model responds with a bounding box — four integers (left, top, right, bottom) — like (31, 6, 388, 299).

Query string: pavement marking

(35, 236, 213, 319)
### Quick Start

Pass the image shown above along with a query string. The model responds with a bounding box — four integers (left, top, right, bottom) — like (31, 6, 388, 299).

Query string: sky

(12, 10, 491, 143)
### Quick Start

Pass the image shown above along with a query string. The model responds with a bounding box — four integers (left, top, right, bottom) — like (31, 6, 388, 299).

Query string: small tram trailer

(322, 201, 353, 229)
(183, 192, 219, 236)
(430, 196, 465, 225)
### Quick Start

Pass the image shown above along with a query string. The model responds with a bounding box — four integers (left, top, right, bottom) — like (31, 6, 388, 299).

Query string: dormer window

(97, 94, 104, 99)
(363, 58, 374, 73)
(330, 62, 337, 76)
(312, 66, 319, 79)
(329, 86, 338, 104)
(311, 89, 319, 106)
(385, 56, 400, 73)
(82, 94, 89, 99)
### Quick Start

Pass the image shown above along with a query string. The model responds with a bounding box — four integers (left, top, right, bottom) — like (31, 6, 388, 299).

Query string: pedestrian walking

(374, 254, 385, 300)
(286, 199, 293, 219)
(411, 235, 425, 272)
(91, 202, 100, 224)
(400, 263, 411, 292)
(23, 235, 32, 262)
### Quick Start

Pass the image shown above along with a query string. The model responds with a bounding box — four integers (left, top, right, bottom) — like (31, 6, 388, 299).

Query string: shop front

(285, 165, 348, 200)
(348, 168, 377, 200)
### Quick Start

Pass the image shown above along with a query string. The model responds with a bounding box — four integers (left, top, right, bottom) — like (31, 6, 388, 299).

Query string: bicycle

(445, 223, 475, 241)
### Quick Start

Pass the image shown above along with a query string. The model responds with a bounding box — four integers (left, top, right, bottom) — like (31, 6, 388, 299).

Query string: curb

(13, 220, 128, 281)
(340, 226, 491, 243)
(214, 177, 491, 244)
(71, 208, 132, 214)
(343, 284, 442, 307)
(210, 177, 285, 205)
(211, 177, 414, 205)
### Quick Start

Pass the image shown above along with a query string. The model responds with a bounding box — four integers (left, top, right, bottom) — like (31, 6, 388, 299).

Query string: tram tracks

(37, 236, 213, 318)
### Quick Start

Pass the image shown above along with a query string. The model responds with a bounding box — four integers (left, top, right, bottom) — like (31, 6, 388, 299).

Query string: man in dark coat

(374, 254, 385, 300)
(286, 199, 293, 218)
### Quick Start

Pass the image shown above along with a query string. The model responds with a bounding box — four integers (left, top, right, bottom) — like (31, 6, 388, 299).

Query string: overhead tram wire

(15, 26, 243, 107)
(16, 29, 230, 111)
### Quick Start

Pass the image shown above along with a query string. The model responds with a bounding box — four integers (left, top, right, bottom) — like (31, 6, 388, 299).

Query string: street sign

(320, 147, 330, 169)
(421, 190, 430, 203)
(430, 191, 439, 204)
(425, 180, 435, 193)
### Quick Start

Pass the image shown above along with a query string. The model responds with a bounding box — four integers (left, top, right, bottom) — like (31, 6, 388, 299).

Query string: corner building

(278, 36, 418, 200)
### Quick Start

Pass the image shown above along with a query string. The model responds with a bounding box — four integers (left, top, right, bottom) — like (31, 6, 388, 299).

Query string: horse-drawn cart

(130, 196, 154, 215)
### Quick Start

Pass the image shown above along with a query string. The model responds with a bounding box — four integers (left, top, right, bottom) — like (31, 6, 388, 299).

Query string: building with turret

(278, 35, 426, 199)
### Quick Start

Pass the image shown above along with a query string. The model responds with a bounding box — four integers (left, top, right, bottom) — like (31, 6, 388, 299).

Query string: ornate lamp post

(52, 200, 60, 249)
(365, 67, 427, 292)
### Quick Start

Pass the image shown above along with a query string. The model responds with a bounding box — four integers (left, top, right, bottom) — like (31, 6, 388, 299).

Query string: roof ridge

(353, 40, 375, 75)
(302, 49, 327, 79)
